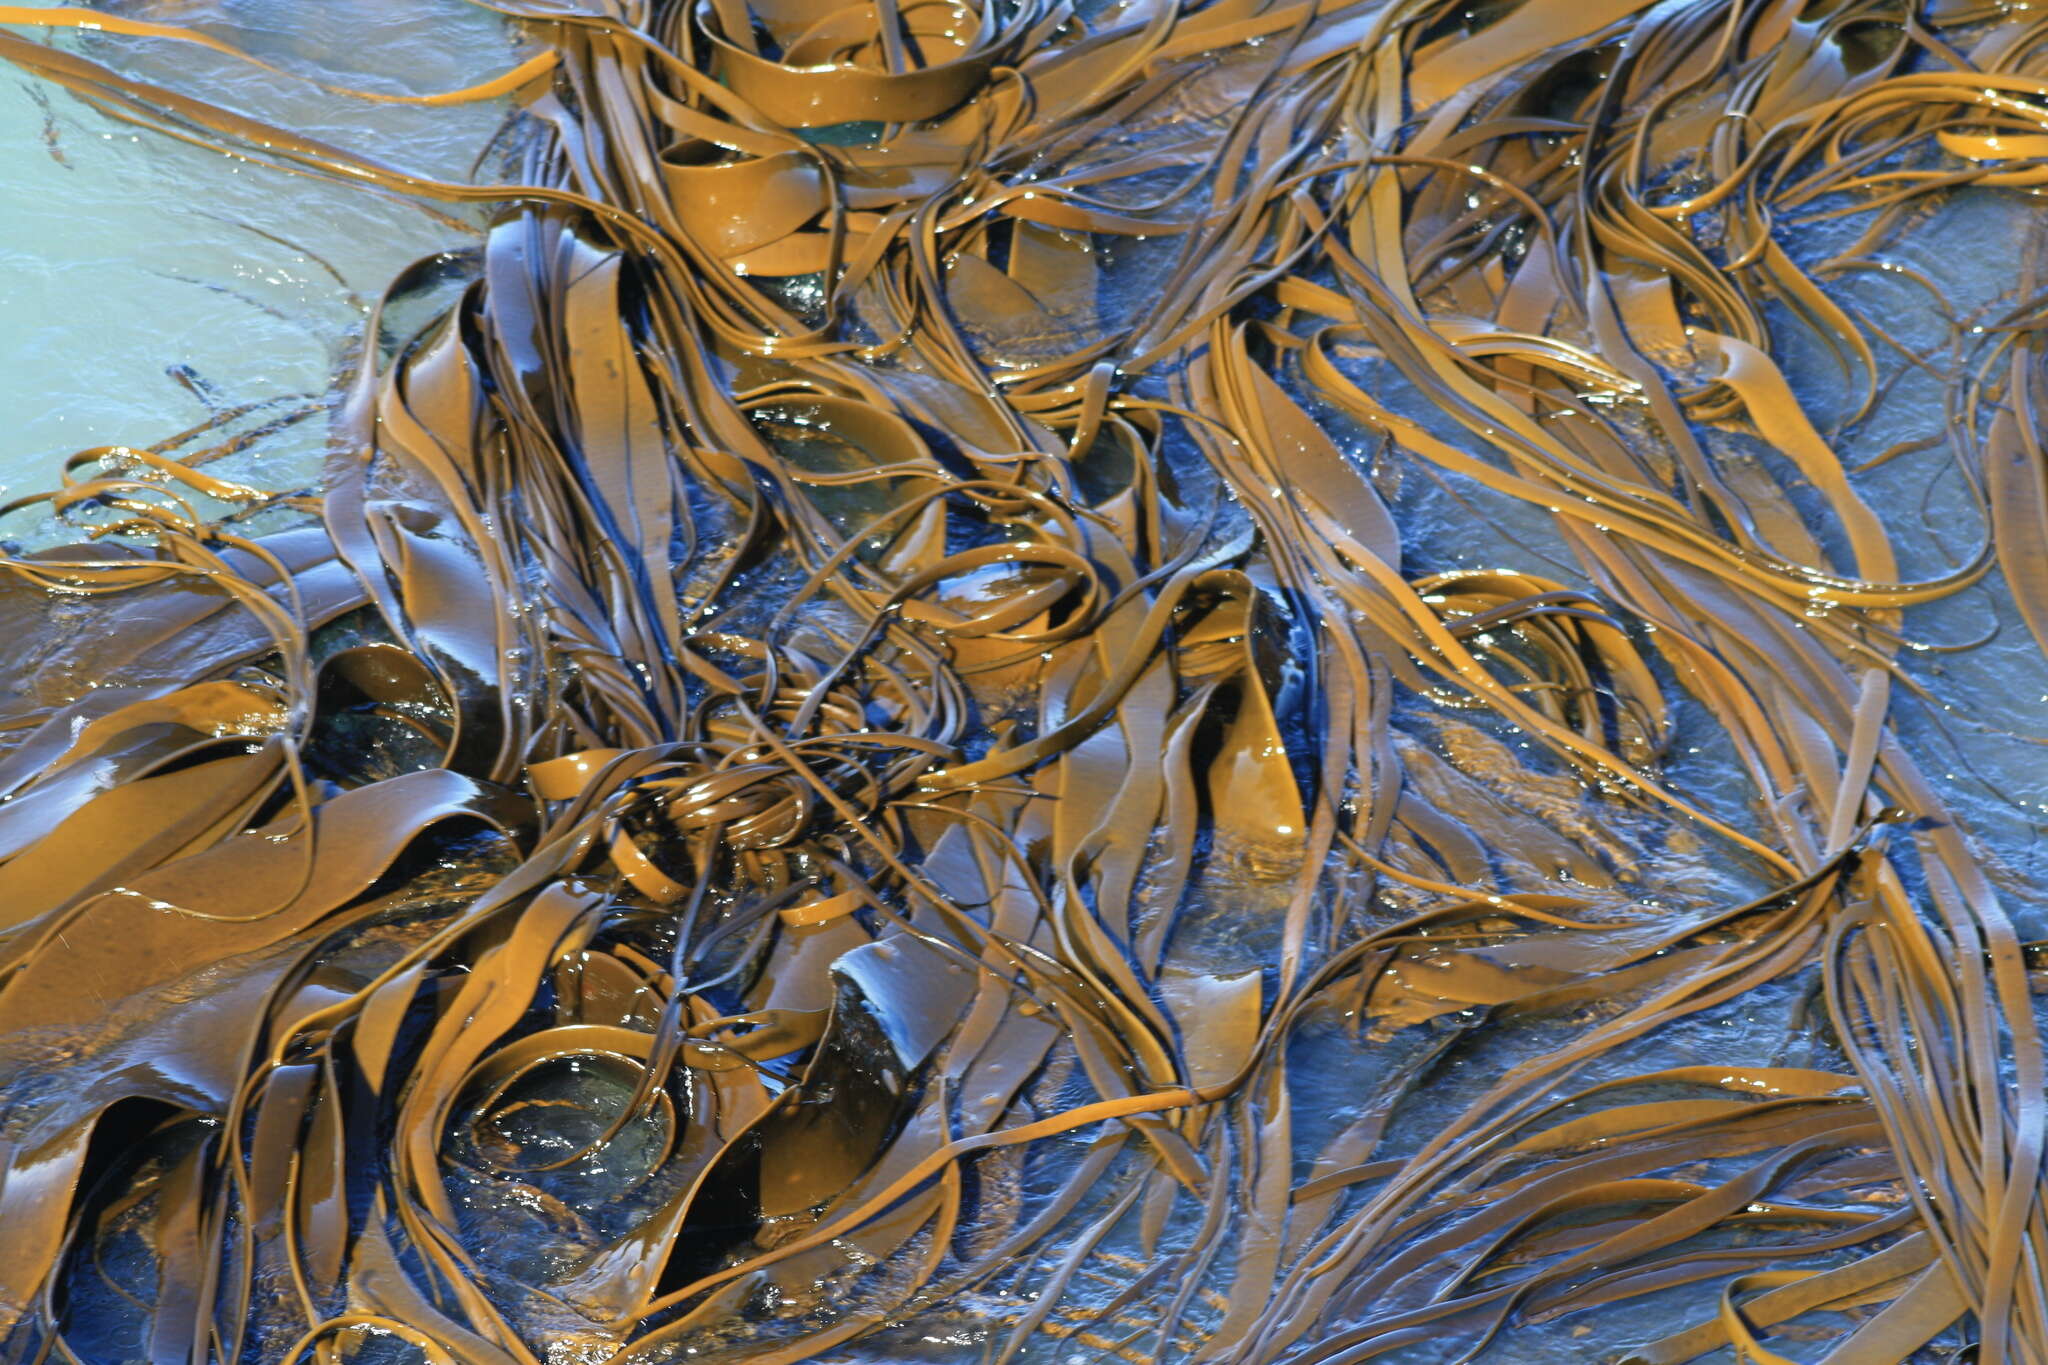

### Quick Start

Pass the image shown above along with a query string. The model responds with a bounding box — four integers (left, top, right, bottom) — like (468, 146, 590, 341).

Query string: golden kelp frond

(0, 0, 2043, 1360)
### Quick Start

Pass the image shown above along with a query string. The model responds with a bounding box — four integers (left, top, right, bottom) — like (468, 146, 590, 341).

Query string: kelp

(0, 0, 2044, 1359)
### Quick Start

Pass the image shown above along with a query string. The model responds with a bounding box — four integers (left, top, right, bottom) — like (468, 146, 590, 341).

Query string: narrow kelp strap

(0, 5, 559, 104)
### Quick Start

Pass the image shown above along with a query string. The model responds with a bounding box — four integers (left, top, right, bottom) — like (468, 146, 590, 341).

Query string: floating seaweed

(0, 0, 2042, 1361)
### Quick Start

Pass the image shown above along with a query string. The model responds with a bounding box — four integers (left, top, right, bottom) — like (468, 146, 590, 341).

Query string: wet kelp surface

(2, 0, 2047, 1359)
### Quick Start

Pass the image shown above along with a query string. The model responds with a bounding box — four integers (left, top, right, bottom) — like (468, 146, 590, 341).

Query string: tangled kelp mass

(7, 0, 2048, 1359)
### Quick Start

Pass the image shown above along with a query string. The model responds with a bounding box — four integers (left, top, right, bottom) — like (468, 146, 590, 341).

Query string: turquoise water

(0, 0, 515, 508)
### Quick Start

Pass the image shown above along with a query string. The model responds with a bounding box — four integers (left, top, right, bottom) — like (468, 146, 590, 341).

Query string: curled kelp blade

(3, 0, 2047, 1360)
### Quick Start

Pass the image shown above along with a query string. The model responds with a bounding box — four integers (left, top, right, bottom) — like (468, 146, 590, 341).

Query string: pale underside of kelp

(0, 0, 2043, 1361)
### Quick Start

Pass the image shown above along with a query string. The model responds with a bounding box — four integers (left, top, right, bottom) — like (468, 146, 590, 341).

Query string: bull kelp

(0, 0, 2043, 1359)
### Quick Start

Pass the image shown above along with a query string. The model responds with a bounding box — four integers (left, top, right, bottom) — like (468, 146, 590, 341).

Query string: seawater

(0, 0, 516, 505)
